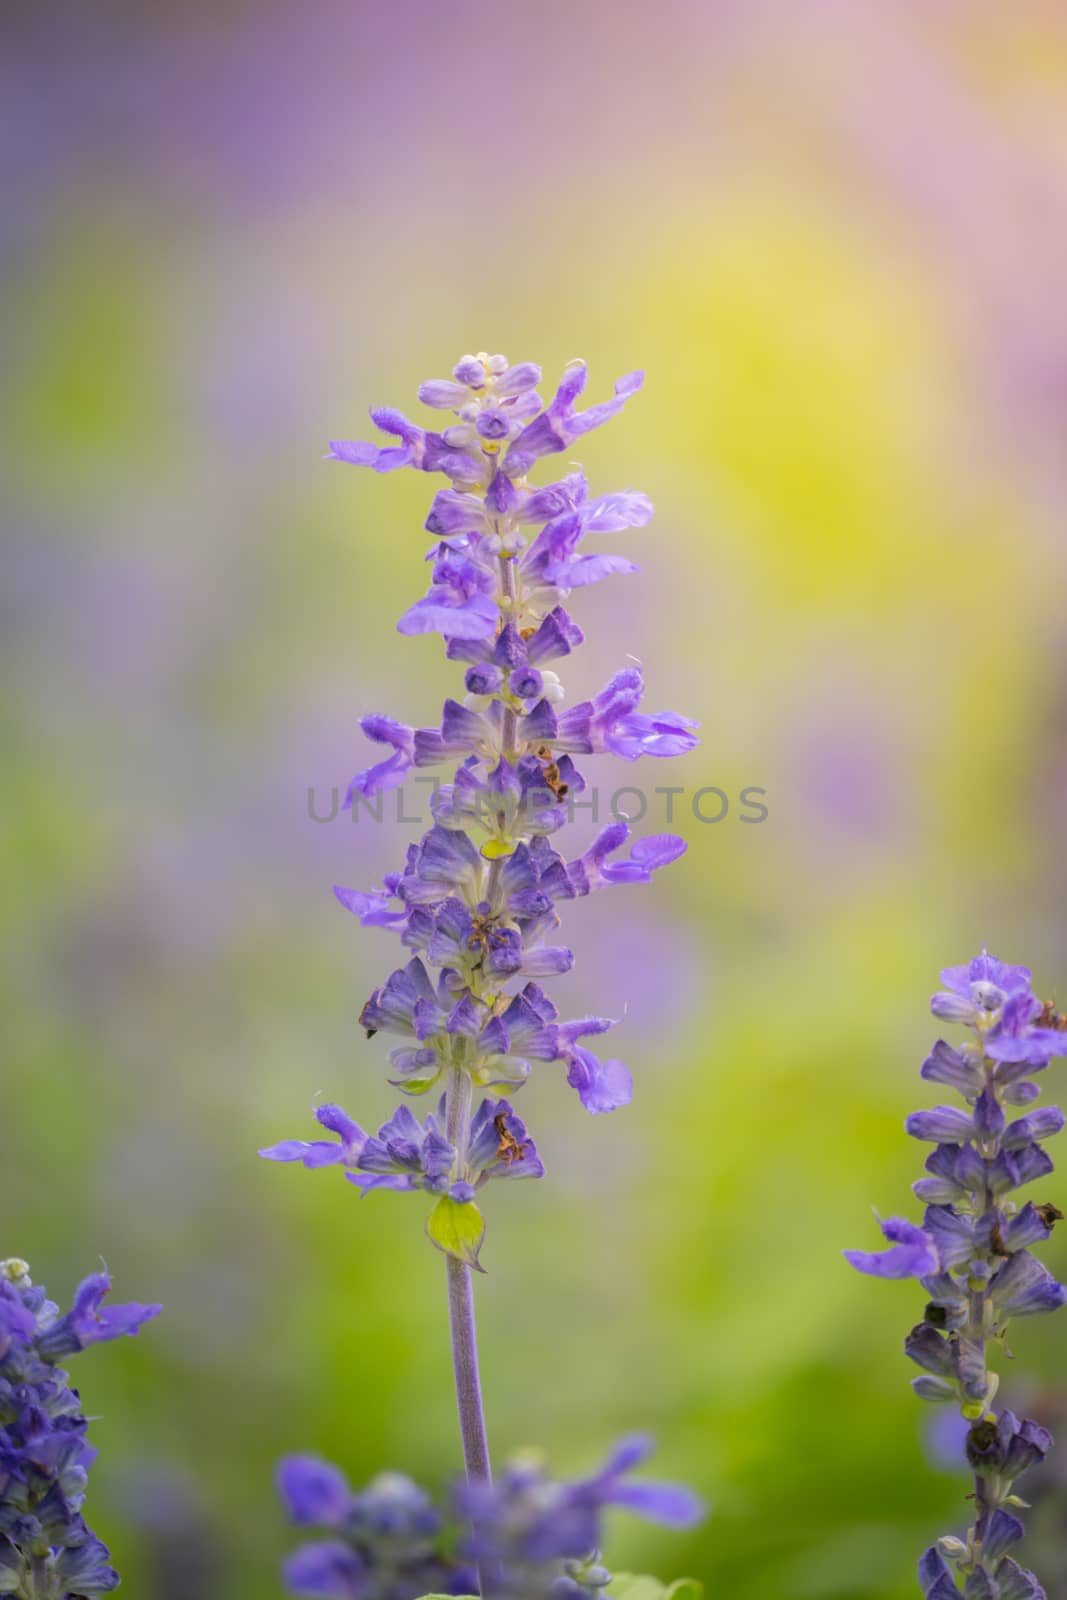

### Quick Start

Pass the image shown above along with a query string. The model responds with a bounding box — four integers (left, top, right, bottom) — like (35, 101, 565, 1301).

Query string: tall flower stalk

(261, 352, 704, 1598)
(846, 953, 1066, 1599)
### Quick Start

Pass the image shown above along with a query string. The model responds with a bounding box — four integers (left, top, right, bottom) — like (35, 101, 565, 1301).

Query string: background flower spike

(846, 953, 1064, 1595)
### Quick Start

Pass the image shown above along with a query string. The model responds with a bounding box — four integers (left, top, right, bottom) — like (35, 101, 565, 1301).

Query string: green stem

(444, 1064, 492, 1596)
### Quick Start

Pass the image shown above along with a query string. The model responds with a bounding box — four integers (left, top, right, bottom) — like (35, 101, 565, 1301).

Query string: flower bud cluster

(277, 1437, 701, 1600)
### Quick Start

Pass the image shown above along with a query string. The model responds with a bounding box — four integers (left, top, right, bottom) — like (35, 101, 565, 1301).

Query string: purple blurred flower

(456, 1435, 704, 1585)
(279, 1456, 355, 1527)
(278, 1457, 473, 1599)
(277, 1436, 701, 1600)
(295, 361, 694, 1220)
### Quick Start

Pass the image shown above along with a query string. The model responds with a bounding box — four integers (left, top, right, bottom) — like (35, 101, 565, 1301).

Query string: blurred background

(3, 1, 1067, 1595)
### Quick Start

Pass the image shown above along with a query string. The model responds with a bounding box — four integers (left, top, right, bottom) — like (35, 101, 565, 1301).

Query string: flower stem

(446, 1252, 492, 1481)
(28, 1553, 56, 1600)
(444, 1063, 492, 1593)
(965, 1072, 997, 1578)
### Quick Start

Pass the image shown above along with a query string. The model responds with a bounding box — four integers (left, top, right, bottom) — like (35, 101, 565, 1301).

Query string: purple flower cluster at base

(277, 1455, 476, 1599)
(0, 1258, 160, 1598)
(277, 1438, 704, 1600)
(845, 952, 1065, 1596)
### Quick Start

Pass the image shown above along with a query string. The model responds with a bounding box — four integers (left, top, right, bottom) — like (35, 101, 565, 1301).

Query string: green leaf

(609, 1577, 703, 1600)
(414, 1595, 478, 1599)
(425, 1195, 486, 1270)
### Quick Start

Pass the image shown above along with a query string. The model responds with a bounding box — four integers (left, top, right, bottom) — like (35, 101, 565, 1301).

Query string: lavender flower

(266, 352, 702, 1599)
(263, 354, 696, 1269)
(277, 1439, 702, 1600)
(846, 953, 1065, 1597)
(0, 1257, 160, 1598)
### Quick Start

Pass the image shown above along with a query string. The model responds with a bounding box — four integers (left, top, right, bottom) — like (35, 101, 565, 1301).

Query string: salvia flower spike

(0, 1257, 160, 1598)
(262, 353, 699, 1267)
(846, 952, 1067, 1598)
(262, 353, 704, 1598)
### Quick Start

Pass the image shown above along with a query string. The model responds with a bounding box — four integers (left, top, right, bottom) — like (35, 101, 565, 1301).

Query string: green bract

(426, 1194, 486, 1271)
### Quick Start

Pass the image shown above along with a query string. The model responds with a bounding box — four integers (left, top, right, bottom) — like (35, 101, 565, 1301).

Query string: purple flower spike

(299, 357, 692, 1189)
(851, 954, 1066, 1596)
(269, 351, 704, 1598)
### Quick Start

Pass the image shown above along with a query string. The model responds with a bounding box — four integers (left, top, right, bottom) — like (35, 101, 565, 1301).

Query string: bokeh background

(4, 1, 1067, 1595)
